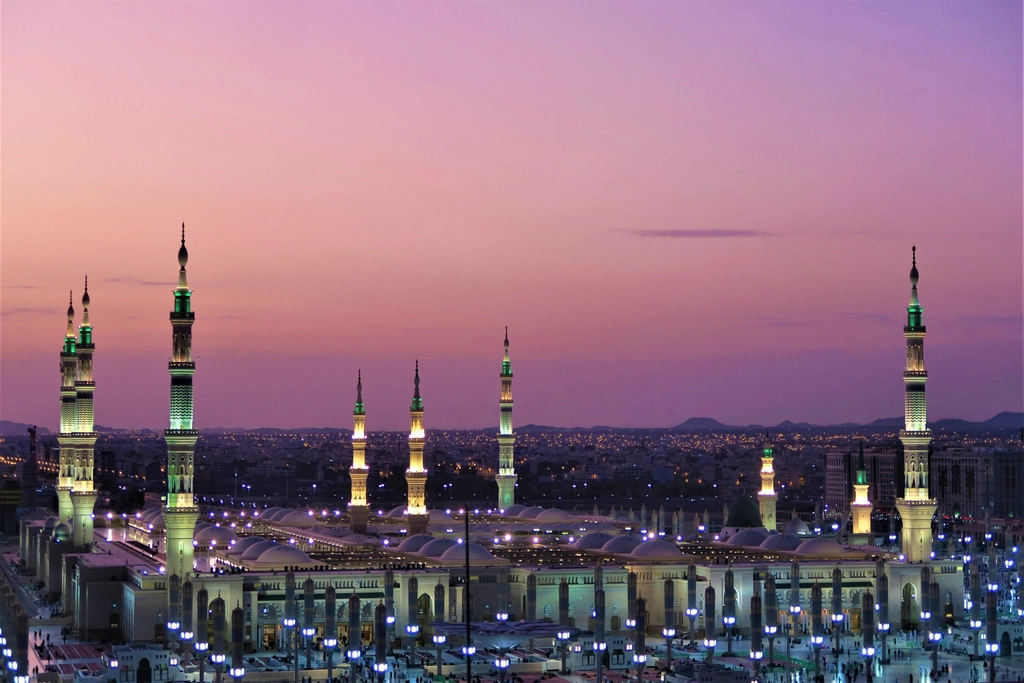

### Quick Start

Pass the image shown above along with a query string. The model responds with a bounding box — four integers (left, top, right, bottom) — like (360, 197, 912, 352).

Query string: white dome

(760, 534, 804, 551)
(726, 528, 770, 547)
(194, 525, 239, 545)
(258, 544, 313, 563)
(44, 517, 59, 530)
(240, 540, 279, 560)
(141, 508, 163, 524)
(440, 542, 494, 562)
(388, 506, 408, 519)
(796, 537, 846, 556)
(518, 507, 545, 519)
(503, 504, 527, 516)
(268, 509, 296, 522)
(629, 539, 684, 560)
(428, 510, 453, 523)
(418, 538, 458, 557)
(279, 510, 316, 527)
(228, 537, 267, 555)
(600, 535, 642, 554)
(536, 508, 574, 523)
(398, 534, 435, 552)
(259, 507, 285, 519)
(784, 517, 812, 536)
(573, 532, 616, 550)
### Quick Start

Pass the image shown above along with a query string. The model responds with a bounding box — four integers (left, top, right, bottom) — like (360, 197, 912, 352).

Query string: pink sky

(2, 1, 1021, 430)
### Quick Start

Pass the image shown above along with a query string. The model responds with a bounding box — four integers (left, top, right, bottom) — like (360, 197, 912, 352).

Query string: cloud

(838, 312, 896, 325)
(0, 307, 56, 318)
(621, 229, 767, 238)
(104, 276, 176, 287)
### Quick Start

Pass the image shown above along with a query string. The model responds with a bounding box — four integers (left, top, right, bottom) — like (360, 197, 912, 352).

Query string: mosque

(14, 235, 980, 681)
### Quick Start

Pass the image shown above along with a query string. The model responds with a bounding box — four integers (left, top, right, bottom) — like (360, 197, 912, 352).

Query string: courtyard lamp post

(810, 583, 824, 683)
(432, 634, 446, 676)
(686, 563, 699, 650)
(703, 586, 716, 668)
(556, 631, 571, 674)
(876, 568, 890, 666)
(861, 591, 875, 683)
(662, 578, 676, 670)
(634, 597, 647, 683)
(324, 585, 337, 683)
(765, 573, 778, 667)
(750, 587, 763, 683)
(196, 585, 210, 683)
(986, 580, 999, 683)
(724, 565, 736, 657)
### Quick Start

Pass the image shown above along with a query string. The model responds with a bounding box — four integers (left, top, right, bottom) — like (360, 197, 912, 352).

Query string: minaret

(71, 278, 99, 547)
(349, 371, 369, 534)
(894, 246, 936, 562)
(496, 328, 517, 510)
(758, 432, 777, 531)
(164, 225, 201, 579)
(851, 441, 873, 536)
(57, 291, 77, 523)
(406, 361, 428, 534)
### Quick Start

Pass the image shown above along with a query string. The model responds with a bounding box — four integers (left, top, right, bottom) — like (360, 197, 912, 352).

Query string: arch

(1001, 631, 1011, 657)
(137, 658, 152, 683)
(417, 593, 433, 639)
(900, 583, 919, 630)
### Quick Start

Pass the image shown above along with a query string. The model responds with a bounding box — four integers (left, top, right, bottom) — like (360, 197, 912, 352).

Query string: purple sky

(2, 1, 1021, 430)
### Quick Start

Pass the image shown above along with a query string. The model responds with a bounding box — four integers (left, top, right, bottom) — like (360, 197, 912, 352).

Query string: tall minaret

(71, 278, 99, 547)
(851, 441, 872, 536)
(164, 225, 201, 579)
(496, 328, 517, 510)
(894, 246, 936, 563)
(57, 291, 77, 523)
(758, 432, 777, 531)
(406, 361, 429, 535)
(349, 371, 370, 534)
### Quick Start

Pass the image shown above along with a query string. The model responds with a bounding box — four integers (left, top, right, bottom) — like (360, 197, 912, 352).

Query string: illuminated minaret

(164, 225, 200, 579)
(894, 246, 936, 563)
(496, 328, 517, 510)
(851, 441, 872, 536)
(349, 371, 370, 534)
(758, 432, 777, 531)
(71, 278, 99, 547)
(57, 291, 77, 523)
(406, 361, 429, 535)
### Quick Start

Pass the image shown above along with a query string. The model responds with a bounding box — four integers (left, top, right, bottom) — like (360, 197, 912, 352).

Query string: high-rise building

(164, 226, 200, 580)
(406, 362, 428, 534)
(349, 372, 369, 534)
(931, 447, 1024, 520)
(894, 247, 936, 563)
(757, 435, 777, 531)
(57, 291, 77, 524)
(496, 329, 517, 511)
(71, 279, 98, 547)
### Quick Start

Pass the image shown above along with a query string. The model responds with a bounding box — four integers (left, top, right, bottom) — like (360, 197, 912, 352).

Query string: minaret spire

(406, 361, 428, 534)
(349, 370, 370, 533)
(164, 225, 201, 586)
(757, 431, 777, 531)
(894, 246, 936, 562)
(851, 440, 873, 537)
(57, 291, 78, 523)
(70, 275, 99, 546)
(496, 329, 517, 510)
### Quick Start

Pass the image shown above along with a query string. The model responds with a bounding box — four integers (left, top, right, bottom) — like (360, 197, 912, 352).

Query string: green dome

(726, 496, 763, 529)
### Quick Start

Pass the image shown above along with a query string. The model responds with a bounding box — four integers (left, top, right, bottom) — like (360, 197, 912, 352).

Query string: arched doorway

(417, 593, 432, 639)
(900, 584, 918, 630)
(137, 658, 152, 683)
(1000, 631, 1011, 657)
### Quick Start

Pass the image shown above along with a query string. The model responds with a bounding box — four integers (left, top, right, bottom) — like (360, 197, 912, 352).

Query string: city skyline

(3, 1, 1022, 430)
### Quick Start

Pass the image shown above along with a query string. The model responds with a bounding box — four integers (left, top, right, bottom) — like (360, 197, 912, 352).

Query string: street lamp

(494, 656, 510, 683)
(556, 631, 571, 674)
(432, 634, 446, 676)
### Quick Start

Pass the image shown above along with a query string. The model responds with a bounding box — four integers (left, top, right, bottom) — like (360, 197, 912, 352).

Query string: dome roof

(536, 508, 574, 523)
(228, 537, 267, 555)
(726, 528, 770, 547)
(518, 507, 545, 519)
(440, 542, 494, 562)
(53, 523, 72, 541)
(398, 534, 436, 552)
(141, 508, 163, 524)
(629, 539, 684, 560)
(759, 534, 804, 551)
(194, 525, 239, 545)
(726, 497, 763, 529)
(418, 538, 458, 557)
(388, 506, 408, 519)
(256, 545, 314, 565)
(44, 517, 59, 530)
(240, 540, 279, 560)
(267, 509, 295, 522)
(428, 510, 453, 523)
(259, 507, 285, 519)
(784, 517, 812, 536)
(193, 522, 212, 537)
(796, 537, 846, 557)
(573, 532, 616, 550)
(146, 513, 166, 529)
(279, 510, 316, 526)
(503, 504, 527, 516)
(600, 535, 642, 554)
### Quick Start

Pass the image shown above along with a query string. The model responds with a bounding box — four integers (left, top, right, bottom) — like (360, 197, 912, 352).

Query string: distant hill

(673, 417, 729, 430)
(0, 421, 51, 437)
(667, 412, 1023, 432)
